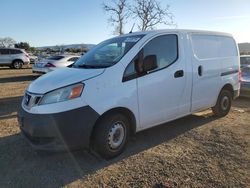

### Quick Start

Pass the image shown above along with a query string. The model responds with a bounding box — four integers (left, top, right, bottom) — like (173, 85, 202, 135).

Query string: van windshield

(73, 35, 145, 69)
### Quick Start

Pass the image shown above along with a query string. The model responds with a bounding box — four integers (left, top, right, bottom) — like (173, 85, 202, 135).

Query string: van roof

(121, 29, 233, 38)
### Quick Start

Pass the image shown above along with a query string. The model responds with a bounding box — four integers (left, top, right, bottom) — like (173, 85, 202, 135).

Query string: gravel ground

(0, 67, 249, 188)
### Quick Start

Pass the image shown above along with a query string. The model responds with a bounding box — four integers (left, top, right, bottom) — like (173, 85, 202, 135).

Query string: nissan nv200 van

(18, 29, 240, 159)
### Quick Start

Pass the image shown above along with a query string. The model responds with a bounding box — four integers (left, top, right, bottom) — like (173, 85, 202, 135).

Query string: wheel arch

(220, 83, 234, 97)
(90, 107, 137, 145)
(12, 59, 24, 64)
(213, 83, 234, 108)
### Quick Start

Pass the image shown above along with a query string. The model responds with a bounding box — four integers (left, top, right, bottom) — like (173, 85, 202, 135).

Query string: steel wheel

(220, 95, 230, 111)
(108, 121, 125, 150)
(92, 113, 129, 159)
(212, 89, 232, 117)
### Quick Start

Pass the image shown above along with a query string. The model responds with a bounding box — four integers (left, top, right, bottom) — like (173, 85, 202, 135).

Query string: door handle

(174, 70, 184, 78)
(198, 65, 203, 76)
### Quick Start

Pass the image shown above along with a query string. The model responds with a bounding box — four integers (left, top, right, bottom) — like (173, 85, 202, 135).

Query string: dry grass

(0, 67, 249, 187)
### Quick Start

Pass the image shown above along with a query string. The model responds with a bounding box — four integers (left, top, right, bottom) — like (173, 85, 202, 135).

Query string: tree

(130, 0, 175, 31)
(54, 44, 64, 53)
(29, 47, 36, 52)
(15, 42, 30, 51)
(103, 0, 129, 35)
(0, 37, 16, 48)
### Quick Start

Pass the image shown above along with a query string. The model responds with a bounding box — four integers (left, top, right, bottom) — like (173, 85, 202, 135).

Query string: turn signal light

(69, 84, 84, 99)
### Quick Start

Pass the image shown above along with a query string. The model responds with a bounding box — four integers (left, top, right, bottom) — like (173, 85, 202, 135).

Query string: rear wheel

(212, 89, 232, 117)
(12, 60, 23, 69)
(92, 113, 129, 159)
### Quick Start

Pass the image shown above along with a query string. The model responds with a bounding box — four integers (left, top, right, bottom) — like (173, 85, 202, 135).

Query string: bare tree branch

(0, 37, 16, 48)
(103, 0, 130, 35)
(130, 0, 176, 31)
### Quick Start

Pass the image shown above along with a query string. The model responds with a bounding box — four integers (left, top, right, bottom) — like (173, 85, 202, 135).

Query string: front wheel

(12, 60, 23, 69)
(92, 113, 129, 159)
(212, 89, 232, 117)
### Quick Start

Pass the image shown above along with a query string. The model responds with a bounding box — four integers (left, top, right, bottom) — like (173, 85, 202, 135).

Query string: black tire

(92, 113, 129, 159)
(212, 89, 232, 117)
(12, 60, 23, 69)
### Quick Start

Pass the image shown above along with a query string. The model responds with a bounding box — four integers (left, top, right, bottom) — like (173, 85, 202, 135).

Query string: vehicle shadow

(0, 65, 32, 70)
(0, 75, 38, 83)
(0, 96, 22, 120)
(233, 97, 250, 109)
(0, 112, 218, 187)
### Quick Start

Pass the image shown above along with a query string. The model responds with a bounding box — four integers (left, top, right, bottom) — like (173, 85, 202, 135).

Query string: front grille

(23, 92, 42, 109)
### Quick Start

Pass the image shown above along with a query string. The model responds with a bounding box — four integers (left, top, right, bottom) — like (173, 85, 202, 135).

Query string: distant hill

(37, 43, 95, 50)
(37, 43, 250, 53)
(238, 43, 250, 53)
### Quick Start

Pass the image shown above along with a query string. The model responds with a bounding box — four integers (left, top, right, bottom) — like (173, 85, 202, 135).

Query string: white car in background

(28, 54, 38, 64)
(0, 48, 30, 69)
(240, 55, 250, 68)
(32, 55, 80, 74)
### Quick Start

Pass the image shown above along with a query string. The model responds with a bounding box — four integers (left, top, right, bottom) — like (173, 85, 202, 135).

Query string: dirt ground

(0, 67, 249, 188)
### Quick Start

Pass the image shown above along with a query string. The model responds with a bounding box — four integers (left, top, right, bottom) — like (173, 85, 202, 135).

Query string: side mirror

(143, 55, 157, 72)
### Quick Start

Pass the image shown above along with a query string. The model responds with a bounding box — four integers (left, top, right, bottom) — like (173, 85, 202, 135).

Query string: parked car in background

(32, 55, 80, 74)
(28, 54, 38, 64)
(240, 66, 250, 97)
(0, 48, 30, 69)
(240, 55, 250, 68)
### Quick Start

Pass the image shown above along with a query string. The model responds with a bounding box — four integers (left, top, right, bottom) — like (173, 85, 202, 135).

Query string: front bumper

(18, 105, 99, 151)
(23, 57, 30, 65)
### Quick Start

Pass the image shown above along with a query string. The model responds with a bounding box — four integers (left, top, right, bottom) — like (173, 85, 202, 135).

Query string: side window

(68, 57, 78, 62)
(124, 61, 136, 77)
(143, 34, 178, 72)
(123, 34, 178, 81)
(0, 49, 10, 55)
(10, 49, 22, 54)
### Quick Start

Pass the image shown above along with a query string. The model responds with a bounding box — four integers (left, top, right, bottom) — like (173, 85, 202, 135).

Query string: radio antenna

(129, 23, 135, 33)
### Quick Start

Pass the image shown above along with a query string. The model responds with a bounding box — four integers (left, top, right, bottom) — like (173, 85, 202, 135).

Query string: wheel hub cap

(221, 96, 229, 110)
(14, 62, 21, 68)
(108, 122, 125, 150)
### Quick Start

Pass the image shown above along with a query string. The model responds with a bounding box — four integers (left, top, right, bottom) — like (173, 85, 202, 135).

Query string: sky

(0, 0, 249, 47)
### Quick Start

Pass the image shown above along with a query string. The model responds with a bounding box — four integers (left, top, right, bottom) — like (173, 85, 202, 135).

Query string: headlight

(39, 83, 84, 105)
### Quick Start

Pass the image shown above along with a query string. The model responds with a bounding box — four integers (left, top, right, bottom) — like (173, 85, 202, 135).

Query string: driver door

(124, 34, 190, 129)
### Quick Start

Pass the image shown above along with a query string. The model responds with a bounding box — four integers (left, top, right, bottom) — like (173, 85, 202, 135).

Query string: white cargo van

(18, 29, 240, 159)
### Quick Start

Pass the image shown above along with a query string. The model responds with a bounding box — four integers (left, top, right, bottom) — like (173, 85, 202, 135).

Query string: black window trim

(0, 48, 10, 55)
(68, 57, 78, 61)
(10, 49, 22, 54)
(122, 34, 179, 82)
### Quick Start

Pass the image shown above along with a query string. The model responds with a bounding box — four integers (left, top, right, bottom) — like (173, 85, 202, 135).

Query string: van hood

(27, 68, 105, 94)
